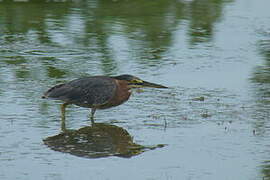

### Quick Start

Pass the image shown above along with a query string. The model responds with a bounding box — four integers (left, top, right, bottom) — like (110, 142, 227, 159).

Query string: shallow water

(0, 0, 270, 179)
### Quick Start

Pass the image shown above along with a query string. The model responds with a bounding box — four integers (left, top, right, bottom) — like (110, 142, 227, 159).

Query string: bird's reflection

(43, 122, 165, 158)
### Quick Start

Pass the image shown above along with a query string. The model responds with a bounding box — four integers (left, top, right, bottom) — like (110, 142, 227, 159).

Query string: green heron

(42, 74, 167, 123)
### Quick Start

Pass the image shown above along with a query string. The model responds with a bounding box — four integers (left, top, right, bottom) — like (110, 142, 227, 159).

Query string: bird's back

(43, 76, 117, 108)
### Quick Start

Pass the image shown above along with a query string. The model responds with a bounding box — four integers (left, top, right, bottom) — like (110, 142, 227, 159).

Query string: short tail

(41, 83, 66, 99)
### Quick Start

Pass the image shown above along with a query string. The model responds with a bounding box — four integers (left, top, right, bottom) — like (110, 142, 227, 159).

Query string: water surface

(0, 0, 270, 179)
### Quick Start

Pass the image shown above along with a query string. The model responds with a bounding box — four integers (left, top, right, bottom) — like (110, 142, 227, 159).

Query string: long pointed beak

(141, 80, 168, 88)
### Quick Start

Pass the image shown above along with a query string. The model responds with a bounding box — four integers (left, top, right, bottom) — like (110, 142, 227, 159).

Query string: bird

(42, 74, 168, 123)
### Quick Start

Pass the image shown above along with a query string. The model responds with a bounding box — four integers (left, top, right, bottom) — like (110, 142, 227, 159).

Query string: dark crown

(113, 74, 137, 81)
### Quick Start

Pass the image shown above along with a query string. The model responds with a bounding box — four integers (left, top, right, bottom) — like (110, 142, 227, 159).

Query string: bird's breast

(98, 80, 131, 109)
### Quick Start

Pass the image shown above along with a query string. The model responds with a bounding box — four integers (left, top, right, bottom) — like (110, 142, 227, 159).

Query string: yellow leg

(61, 103, 68, 132)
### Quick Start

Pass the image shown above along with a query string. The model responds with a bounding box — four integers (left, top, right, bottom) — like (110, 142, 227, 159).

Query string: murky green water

(1, 0, 270, 179)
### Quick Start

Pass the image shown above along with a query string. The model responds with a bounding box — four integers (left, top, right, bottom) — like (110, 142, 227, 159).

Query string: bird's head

(113, 74, 168, 89)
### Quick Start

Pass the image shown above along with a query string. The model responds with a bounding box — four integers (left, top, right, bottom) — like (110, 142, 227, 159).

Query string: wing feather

(43, 76, 116, 107)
